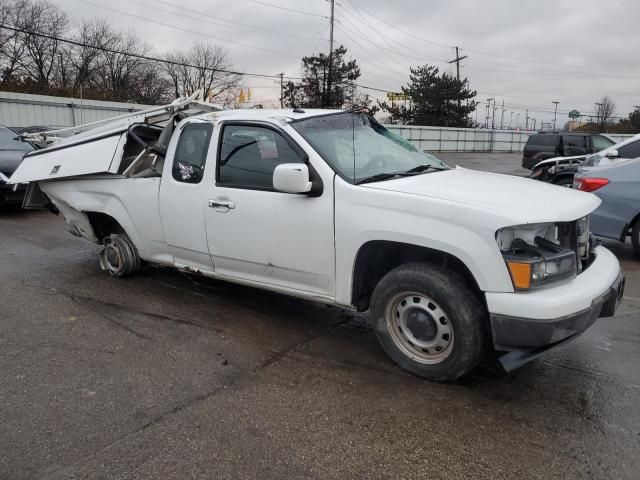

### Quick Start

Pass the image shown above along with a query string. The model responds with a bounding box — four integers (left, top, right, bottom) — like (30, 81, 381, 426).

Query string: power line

(335, 8, 435, 64)
(134, 0, 323, 40)
(0, 24, 303, 81)
(345, 0, 452, 49)
(76, 0, 299, 58)
(336, 2, 447, 63)
(334, 23, 409, 84)
(346, 0, 623, 75)
(248, 0, 329, 18)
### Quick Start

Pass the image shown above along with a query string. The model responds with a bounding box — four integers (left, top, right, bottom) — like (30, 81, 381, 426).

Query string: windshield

(292, 113, 447, 183)
(0, 127, 34, 152)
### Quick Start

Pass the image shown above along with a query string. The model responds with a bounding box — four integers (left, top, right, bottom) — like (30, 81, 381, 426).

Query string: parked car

(531, 134, 640, 187)
(575, 156, 640, 254)
(9, 96, 625, 381)
(522, 132, 614, 170)
(0, 126, 36, 206)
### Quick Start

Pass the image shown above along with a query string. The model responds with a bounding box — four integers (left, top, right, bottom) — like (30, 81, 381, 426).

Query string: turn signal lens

(575, 177, 609, 192)
(506, 262, 532, 290)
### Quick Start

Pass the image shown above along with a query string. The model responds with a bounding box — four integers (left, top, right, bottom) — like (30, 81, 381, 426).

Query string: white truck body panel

(10, 133, 126, 183)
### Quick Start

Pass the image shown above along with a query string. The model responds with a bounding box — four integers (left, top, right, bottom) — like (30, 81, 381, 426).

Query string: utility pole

(500, 100, 505, 129)
(532, 118, 537, 131)
(552, 101, 559, 130)
(525, 109, 529, 130)
(448, 46, 468, 109)
(516, 113, 521, 128)
(485, 99, 492, 128)
(325, 0, 335, 108)
(278, 72, 284, 108)
(509, 111, 513, 129)
(448, 47, 468, 82)
(492, 103, 497, 130)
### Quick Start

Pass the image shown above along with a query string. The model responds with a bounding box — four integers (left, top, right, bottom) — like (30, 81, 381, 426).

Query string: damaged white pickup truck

(10, 96, 624, 381)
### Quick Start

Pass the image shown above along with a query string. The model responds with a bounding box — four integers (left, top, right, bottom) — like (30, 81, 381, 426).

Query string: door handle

(208, 199, 236, 210)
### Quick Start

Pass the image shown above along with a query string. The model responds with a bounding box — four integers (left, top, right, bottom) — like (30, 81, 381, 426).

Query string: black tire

(370, 262, 489, 381)
(99, 233, 141, 277)
(631, 219, 640, 256)
(554, 176, 574, 188)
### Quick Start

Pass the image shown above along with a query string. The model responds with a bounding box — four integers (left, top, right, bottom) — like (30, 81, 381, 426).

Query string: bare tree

(163, 42, 240, 101)
(91, 31, 148, 101)
(70, 19, 115, 90)
(0, 0, 30, 84)
(130, 61, 173, 105)
(18, 0, 69, 86)
(596, 96, 616, 132)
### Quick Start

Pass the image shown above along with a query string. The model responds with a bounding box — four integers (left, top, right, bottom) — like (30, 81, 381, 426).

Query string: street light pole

(552, 101, 560, 130)
(486, 98, 494, 128)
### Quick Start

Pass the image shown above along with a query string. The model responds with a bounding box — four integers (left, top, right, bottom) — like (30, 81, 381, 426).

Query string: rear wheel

(370, 262, 489, 381)
(99, 234, 141, 277)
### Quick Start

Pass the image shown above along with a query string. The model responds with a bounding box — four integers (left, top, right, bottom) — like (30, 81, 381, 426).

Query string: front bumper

(485, 246, 624, 371)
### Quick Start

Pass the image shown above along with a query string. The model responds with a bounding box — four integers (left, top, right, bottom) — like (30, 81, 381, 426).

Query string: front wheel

(370, 263, 489, 381)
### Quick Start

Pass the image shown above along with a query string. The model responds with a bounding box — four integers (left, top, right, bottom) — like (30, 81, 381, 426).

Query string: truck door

(204, 122, 335, 298)
(159, 121, 215, 272)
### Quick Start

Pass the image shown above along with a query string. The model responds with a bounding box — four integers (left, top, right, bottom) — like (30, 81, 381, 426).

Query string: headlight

(497, 224, 578, 291)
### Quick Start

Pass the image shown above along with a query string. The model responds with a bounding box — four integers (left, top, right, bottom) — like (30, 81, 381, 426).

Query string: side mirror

(606, 149, 619, 159)
(273, 163, 312, 194)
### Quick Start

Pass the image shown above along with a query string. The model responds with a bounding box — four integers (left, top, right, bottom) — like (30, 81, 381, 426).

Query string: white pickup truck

(10, 97, 624, 381)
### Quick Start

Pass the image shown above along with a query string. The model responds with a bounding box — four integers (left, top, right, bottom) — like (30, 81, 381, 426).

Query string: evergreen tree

(282, 45, 362, 109)
(381, 65, 476, 127)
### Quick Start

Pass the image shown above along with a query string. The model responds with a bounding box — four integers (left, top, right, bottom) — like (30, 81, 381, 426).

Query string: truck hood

(363, 167, 600, 224)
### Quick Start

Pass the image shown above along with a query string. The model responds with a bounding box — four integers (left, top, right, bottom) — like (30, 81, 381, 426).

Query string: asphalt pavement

(1, 153, 639, 479)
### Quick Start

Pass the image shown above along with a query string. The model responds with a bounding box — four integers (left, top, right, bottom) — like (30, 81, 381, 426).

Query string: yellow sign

(387, 92, 410, 101)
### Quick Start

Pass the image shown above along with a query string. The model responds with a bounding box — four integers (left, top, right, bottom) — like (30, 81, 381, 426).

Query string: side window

(562, 135, 587, 155)
(172, 123, 213, 184)
(532, 135, 557, 147)
(618, 140, 640, 159)
(591, 135, 614, 152)
(218, 124, 304, 189)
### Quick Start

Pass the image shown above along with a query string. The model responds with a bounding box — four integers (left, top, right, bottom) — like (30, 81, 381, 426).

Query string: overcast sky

(53, 0, 639, 127)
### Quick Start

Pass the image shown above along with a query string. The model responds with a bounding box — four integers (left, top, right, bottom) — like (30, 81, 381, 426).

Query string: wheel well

(85, 212, 125, 242)
(552, 173, 575, 184)
(624, 212, 640, 241)
(351, 241, 482, 311)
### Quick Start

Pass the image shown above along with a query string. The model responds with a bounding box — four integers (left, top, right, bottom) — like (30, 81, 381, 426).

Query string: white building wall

(0, 91, 154, 129)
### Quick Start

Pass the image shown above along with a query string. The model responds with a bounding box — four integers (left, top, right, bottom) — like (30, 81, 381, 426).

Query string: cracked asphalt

(2, 153, 640, 479)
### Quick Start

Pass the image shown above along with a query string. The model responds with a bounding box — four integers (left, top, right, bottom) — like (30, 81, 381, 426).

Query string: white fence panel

(385, 124, 635, 153)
